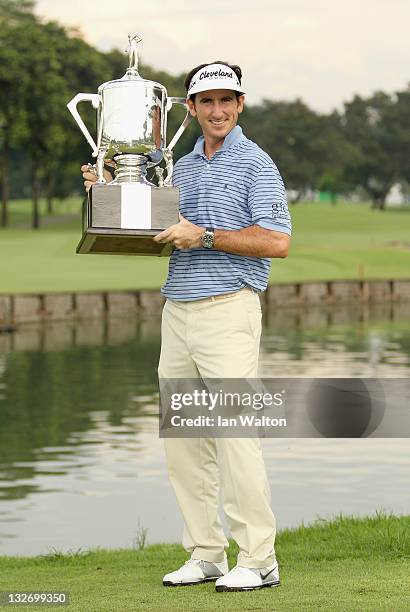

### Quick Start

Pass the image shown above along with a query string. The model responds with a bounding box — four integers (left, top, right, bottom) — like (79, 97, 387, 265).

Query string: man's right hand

(81, 161, 115, 192)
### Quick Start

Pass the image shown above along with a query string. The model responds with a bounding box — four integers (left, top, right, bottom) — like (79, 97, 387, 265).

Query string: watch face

(202, 231, 214, 248)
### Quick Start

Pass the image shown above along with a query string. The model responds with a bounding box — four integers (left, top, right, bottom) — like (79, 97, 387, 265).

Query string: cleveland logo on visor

(199, 68, 234, 81)
(188, 63, 244, 96)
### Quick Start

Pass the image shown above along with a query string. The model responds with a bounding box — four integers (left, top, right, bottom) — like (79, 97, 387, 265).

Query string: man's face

(187, 89, 245, 142)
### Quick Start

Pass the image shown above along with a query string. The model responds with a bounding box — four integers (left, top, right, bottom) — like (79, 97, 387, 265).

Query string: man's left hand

(153, 214, 204, 249)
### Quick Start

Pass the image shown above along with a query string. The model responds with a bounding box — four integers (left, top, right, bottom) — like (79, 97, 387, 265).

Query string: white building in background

(285, 189, 316, 203)
(386, 183, 409, 207)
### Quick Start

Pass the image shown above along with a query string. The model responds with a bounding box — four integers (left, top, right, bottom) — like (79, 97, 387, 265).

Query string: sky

(35, 0, 409, 113)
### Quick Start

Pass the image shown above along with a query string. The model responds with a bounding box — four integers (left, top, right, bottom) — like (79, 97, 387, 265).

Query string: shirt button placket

(200, 159, 210, 200)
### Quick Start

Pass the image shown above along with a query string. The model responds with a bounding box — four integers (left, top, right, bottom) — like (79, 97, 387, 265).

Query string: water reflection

(0, 319, 161, 503)
(0, 303, 409, 554)
(260, 303, 410, 377)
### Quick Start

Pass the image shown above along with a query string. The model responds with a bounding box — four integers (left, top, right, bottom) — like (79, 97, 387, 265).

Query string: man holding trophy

(82, 59, 291, 593)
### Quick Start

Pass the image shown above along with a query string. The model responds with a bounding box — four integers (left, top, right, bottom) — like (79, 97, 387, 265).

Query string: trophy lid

(98, 34, 165, 92)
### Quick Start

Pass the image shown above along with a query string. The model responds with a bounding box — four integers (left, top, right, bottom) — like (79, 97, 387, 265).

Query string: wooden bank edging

(0, 279, 410, 326)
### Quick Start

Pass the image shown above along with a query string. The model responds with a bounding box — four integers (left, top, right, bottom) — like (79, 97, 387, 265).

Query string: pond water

(0, 302, 409, 556)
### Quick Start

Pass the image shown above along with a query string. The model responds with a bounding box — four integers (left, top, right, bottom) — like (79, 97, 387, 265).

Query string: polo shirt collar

(193, 125, 245, 157)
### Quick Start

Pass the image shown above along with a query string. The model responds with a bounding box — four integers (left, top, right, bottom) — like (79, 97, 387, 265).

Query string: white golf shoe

(215, 562, 280, 592)
(163, 555, 229, 586)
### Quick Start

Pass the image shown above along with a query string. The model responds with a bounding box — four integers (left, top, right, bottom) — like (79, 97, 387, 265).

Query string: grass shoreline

(1, 512, 409, 611)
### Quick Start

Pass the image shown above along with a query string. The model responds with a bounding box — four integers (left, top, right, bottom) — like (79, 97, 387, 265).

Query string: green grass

(0, 199, 409, 294)
(0, 197, 170, 293)
(2, 197, 82, 229)
(0, 512, 408, 611)
(282, 201, 410, 283)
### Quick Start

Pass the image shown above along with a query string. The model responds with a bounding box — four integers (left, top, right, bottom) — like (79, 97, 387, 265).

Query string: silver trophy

(67, 34, 191, 256)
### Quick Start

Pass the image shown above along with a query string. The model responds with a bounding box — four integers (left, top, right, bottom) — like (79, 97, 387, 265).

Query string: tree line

(0, 0, 409, 228)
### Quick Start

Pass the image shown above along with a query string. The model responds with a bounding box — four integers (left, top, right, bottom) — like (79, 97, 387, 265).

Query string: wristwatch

(201, 227, 215, 249)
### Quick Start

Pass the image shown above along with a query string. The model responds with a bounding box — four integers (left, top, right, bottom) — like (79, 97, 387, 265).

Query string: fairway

(0, 199, 409, 294)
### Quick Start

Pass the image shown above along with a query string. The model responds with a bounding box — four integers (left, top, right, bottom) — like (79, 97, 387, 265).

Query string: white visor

(187, 63, 245, 97)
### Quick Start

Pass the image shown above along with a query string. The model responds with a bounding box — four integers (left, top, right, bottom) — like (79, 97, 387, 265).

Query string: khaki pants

(158, 288, 276, 568)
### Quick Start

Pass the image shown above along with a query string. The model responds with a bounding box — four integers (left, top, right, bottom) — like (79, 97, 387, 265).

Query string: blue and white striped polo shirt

(161, 125, 291, 301)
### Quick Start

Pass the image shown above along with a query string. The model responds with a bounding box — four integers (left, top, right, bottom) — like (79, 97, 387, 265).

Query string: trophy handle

(166, 97, 192, 151)
(67, 93, 101, 157)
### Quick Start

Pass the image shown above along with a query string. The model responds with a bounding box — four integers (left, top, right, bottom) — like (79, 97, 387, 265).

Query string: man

(82, 61, 291, 592)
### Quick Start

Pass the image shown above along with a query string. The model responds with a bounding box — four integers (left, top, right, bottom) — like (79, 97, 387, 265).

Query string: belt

(167, 286, 257, 305)
(209, 286, 256, 302)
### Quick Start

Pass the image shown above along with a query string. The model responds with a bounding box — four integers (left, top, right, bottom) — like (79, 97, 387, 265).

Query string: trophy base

(76, 228, 174, 256)
(76, 182, 179, 256)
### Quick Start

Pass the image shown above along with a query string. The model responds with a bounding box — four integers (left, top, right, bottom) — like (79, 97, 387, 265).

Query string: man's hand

(153, 214, 204, 249)
(81, 161, 115, 192)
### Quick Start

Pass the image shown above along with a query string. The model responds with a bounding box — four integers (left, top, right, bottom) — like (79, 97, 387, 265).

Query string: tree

(241, 99, 324, 202)
(385, 84, 410, 189)
(0, 0, 35, 226)
(39, 23, 108, 209)
(341, 91, 406, 209)
(11, 20, 67, 227)
(314, 111, 362, 200)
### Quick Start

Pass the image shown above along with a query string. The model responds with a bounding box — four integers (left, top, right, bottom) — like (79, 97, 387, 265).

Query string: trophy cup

(67, 34, 191, 256)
